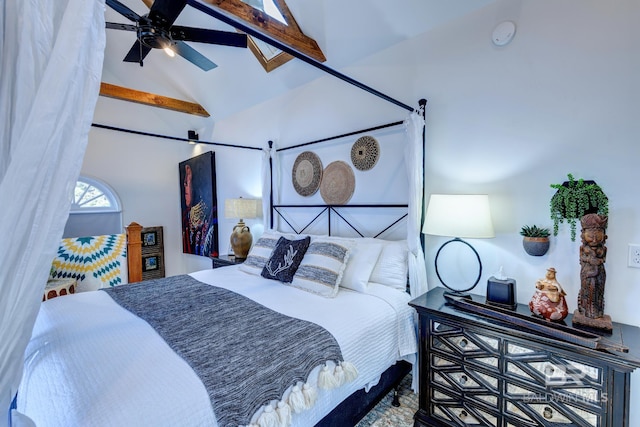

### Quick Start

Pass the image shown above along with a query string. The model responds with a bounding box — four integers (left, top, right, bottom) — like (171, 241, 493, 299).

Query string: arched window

(71, 176, 121, 212)
(63, 176, 123, 238)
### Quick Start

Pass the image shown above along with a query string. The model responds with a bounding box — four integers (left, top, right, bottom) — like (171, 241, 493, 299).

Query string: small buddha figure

(529, 267, 569, 321)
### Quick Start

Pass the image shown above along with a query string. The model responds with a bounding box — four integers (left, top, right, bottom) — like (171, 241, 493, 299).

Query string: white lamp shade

(224, 198, 260, 220)
(423, 194, 494, 238)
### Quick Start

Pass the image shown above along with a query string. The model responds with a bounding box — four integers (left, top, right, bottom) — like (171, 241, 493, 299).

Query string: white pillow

(340, 242, 383, 293)
(289, 239, 351, 298)
(370, 240, 409, 290)
(239, 230, 299, 276)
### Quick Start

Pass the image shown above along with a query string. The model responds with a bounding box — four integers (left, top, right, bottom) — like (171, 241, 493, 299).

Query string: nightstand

(409, 287, 640, 427)
(211, 255, 245, 269)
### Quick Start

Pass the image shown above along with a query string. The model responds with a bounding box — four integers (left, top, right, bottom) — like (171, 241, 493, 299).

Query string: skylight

(241, 0, 287, 25)
(205, 0, 325, 72)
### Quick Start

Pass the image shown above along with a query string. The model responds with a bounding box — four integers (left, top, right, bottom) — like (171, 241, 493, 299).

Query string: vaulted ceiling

(100, 0, 494, 128)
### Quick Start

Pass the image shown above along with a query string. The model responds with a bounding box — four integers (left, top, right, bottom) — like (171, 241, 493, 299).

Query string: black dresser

(409, 287, 640, 427)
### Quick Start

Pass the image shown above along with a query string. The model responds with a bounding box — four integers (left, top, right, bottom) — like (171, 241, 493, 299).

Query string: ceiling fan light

(163, 46, 175, 57)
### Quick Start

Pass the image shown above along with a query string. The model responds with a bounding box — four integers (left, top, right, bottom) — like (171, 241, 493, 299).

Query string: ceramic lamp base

(230, 221, 252, 259)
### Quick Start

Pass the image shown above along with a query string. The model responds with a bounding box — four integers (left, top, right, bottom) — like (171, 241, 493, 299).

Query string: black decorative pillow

(261, 236, 311, 283)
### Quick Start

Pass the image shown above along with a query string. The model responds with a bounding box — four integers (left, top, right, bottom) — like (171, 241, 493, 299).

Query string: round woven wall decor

(351, 135, 380, 171)
(320, 161, 355, 205)
(292, 151, 322, 197)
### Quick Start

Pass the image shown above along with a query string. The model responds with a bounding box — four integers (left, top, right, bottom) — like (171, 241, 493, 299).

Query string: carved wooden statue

(573, 213, 612, 331)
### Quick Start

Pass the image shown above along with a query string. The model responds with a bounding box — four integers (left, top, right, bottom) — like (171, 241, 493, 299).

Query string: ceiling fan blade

(123, 40, 153, 63)
(106, 22, 138, 32)
(171, 27, 248, 48)
(148, 0, 187, 28)
(105, 0, 141, 22)
(172, 41, 217, 71)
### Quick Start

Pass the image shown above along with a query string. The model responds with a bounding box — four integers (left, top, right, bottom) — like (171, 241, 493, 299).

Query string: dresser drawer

(430, 355, 501, 426)
(431, 399, 499, 426)
(502, 339, 605, 426)
(430, 320, 501, 372)
(504, 400, 600, 427)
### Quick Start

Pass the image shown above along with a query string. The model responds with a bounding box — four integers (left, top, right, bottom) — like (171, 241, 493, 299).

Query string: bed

(16, 96, 426, 426)
(17, 227, 417, 427)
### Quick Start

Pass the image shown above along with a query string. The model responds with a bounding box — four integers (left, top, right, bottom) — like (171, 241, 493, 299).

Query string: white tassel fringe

(288, 385, 307, 413)
(333, 365, 345, 386)
(251, 361, 358, 427)
(257, 404, 279, 427)
(276, 401, 292, 427)
(318, 365, 339, 389)
(302, 383, 317, 407)
(341, 361, 358, 383)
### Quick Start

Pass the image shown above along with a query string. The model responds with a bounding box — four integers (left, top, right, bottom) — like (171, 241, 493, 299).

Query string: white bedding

(18, 266, 417, 427)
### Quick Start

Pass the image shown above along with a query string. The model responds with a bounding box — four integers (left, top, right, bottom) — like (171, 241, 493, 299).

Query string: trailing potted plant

(550, 173, 608, 241)
(520, 225, 551, 256)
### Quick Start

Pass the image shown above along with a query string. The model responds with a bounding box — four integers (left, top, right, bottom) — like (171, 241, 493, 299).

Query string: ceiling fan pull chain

(139, 41, 144, 67)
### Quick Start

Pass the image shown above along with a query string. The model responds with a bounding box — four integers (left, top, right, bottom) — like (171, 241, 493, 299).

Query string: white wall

(85, 97, 267, 275)
(216, 0, 640, 324)
(211, 0, 640, 323)
(212, 0, 640, 421)
(85, 0, 640, 421)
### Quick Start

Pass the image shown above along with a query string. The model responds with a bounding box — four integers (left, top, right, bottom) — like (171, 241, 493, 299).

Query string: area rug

(355, 374, 417, 427)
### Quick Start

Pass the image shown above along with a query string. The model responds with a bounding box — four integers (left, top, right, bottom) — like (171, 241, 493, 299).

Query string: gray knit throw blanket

(103, 275, 344, 426)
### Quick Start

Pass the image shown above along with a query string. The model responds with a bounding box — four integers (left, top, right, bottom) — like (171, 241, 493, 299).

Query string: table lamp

(224, 197, 260, 259)
(422, 194, 494, 295)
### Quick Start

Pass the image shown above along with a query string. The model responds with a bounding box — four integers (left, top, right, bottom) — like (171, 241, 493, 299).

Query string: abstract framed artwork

(142, 255, 159, 272)
(141, 226, 165, 280)
(179, 151, 219, 257)
(142, 230, 157, 247)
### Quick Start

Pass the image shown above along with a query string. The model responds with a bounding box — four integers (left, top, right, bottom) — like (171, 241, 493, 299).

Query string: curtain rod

(91, 123, 262, 151)
(276, 120, 404, 152)
(187, 0, 414, 113)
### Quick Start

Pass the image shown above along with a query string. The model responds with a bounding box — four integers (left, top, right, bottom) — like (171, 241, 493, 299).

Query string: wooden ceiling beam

(99, 82, 210, 117)
(203, 0, 325, 62)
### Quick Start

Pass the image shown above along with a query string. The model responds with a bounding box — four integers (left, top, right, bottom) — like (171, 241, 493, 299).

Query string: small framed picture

(142, 231, 157, 247)
(142, 255, 159, 272)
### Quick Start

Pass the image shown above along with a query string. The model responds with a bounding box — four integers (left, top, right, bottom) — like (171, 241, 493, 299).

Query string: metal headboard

(271, 203, 408, 238)
(268, 99, 426, 243)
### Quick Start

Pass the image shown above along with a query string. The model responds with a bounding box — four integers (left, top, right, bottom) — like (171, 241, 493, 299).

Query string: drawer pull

(459, 410, 468, 419)
(460, 375, 468, 385)
(459, 338, 468, 348)
(543, 406, 553, 419)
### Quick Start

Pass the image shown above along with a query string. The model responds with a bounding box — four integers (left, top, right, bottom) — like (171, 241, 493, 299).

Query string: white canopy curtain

(0, 0, 105, 425)
(404, 109, 428, 299)
(404, 108, 428, 393)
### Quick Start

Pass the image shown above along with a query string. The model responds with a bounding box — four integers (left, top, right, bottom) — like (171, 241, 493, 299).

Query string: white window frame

(70, 175, 121, 214)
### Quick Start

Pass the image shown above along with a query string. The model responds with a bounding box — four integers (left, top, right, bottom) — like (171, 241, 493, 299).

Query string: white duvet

(18, 267, 417, 427)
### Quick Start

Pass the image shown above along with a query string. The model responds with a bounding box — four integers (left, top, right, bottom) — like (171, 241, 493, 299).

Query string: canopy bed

(4, 1, 428, 426)
(15, 100, 427, 427)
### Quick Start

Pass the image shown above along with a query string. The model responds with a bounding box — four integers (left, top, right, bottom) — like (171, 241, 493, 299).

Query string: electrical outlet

(628, 244, 640, 268)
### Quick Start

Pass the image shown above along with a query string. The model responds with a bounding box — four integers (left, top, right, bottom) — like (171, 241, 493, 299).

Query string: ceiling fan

(105, 0, 248, 71)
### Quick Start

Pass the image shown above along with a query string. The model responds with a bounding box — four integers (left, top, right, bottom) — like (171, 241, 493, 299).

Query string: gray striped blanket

(103, 275, 344, 426)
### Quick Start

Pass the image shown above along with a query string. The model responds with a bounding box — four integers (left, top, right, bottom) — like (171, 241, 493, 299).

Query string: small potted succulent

(549, 173, 608, 241)
(520, 225, 551, 256)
